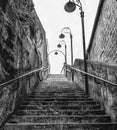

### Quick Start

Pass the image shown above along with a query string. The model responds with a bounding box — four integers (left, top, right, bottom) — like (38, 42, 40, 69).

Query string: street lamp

(57, 40, 67, 76)
(59, 27, 73, 66)
(48, 50, 66, 74)
(54, 51, 58, 55)
(48, 50, 66, 65)
(64, 0, 89, 95)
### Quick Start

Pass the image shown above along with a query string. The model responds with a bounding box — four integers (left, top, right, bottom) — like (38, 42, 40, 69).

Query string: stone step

(23, 98, 93, 102)
(32, 91, 85, 94)
(4, 122, 117, 130)
(18, 104, 101, 110)
(21, 100, 98, 106)
(29, 94, 87, 98)
(30, 93, 87, 97)
(15, 109, 106, 116)
(28, 96, 89, 99)
(28, 95, 89, 98)
(30, 96, 88, 99)
(20, 102, 99, 107)
(31, 91, 85, 94)
(32, 90, 85, 92)
(9, 115, 111, 123)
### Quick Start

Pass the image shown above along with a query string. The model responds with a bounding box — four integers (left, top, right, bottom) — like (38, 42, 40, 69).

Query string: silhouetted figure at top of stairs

(3, 74, 117, 130)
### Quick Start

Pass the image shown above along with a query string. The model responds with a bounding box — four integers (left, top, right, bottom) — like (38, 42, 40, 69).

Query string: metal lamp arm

(75, 0, 83, 11)
(59, 40, 66, 46)
(48, 50, 65, 58)
(61, 27, 72, 35)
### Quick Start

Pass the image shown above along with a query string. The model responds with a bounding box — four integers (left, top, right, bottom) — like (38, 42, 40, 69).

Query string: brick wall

(88, 0, 117, 65)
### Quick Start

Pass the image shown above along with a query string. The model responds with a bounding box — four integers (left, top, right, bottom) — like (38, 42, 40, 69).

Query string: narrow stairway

(3, 74, 117, 130)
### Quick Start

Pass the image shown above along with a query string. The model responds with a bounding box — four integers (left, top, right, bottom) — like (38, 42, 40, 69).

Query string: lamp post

(57, 40, 67, 76)
(64, 0, 89, 95)
(59, 27, 73, 66)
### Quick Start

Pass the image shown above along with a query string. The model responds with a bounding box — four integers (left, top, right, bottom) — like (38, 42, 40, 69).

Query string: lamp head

(59, 33, 65, 39)
(55, 51, 58, 55)
(64, 1, 76, 13)
(57, 44, 62, 48)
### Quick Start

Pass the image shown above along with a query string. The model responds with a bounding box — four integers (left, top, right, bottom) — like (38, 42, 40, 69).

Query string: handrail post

(80, 11, 89, 95)
(71, 66, 74, 81)
(65, 45, 67, 77)
(70, 33, 74, 82)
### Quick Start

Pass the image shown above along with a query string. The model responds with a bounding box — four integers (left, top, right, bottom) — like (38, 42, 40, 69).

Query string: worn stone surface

(81, 0, 117, 121)
(0, 0, 48, 126)
(3, 74, 116, 130)
(88, 0, 117, 65)
(67, 59, 117, 122)
(83, 0, 117, 122)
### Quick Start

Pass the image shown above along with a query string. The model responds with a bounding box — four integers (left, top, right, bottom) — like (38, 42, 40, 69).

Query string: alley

(0, 0, 117, 129)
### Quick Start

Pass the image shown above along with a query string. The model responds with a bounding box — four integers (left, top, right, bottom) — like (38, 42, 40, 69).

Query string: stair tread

(31, 95, 87, 97)
(19, 104, 100, 107)
(16, 109, 105, 112)
(6, 122, 117, 125)
(5, 123, 117, 130)
(22, 100, 96, 103)
(9, 114, 111, 124)
(15, 109, 106, 116)
(12, 115, 109, 118)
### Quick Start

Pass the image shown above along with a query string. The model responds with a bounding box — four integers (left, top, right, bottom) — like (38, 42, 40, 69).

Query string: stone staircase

(3, 74, 117, 130)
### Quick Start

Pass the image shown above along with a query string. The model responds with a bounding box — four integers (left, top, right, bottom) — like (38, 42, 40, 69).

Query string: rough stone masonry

(0, 0, 47, 126)
(88, 0, 117, 65)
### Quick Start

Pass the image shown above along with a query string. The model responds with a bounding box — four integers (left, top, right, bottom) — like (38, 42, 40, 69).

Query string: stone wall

(66, 59, 117, 121)
(85, 0, 117, 121)
(0, 0, 48, 126)
(39, 40, 48, 68)
(88, 0, 117, 65)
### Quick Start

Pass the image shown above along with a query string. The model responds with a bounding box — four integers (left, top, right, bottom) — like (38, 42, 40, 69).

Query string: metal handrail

(0, 66, 50, 88)
(65, 66, 117, 87)
(42, 66, 50, 72)
(66, 68, 71, 73)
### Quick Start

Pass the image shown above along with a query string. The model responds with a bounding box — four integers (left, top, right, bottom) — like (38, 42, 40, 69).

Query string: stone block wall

(0, 0, 48, 126)
(85, 0, 117, 121)
(66, 59, 117, 121)
(88, 0, 117, 65)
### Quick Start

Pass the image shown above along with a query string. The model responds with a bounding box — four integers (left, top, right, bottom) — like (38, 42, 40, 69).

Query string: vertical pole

(65, 45, 67, 77)
(70, 34, 74, 81)
(80, 11, 89, 95)
(70, 34, 73, 66)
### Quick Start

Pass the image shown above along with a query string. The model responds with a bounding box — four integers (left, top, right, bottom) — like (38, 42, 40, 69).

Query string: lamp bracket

(62, 27, 71, 35)
(75, 0, 82, 11)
